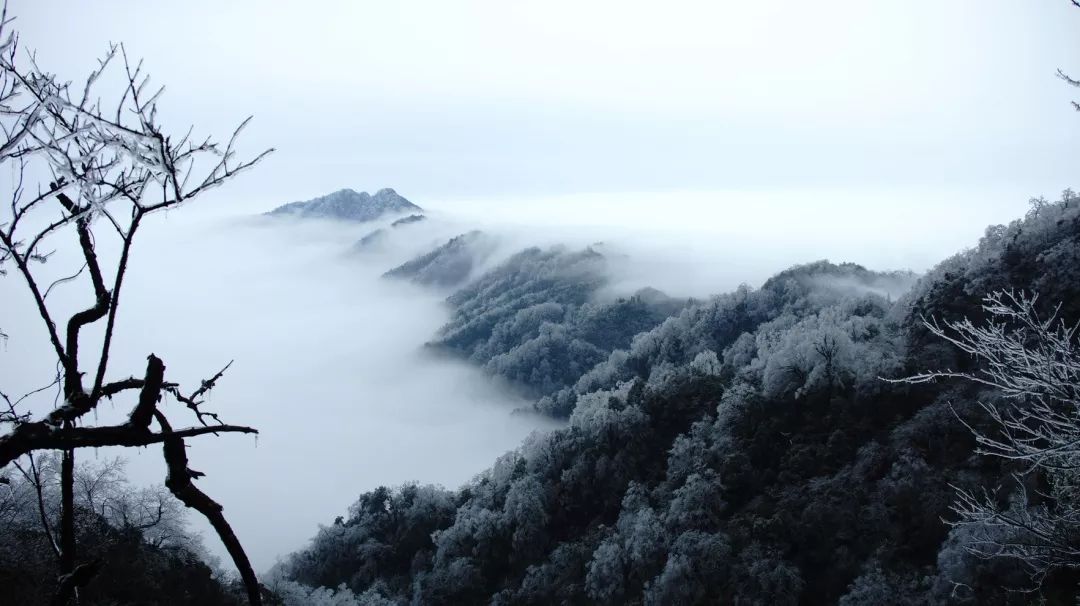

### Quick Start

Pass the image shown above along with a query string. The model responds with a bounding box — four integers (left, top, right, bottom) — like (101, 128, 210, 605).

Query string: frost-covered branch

(896, 290, 1080, 583)
(899, 291, 1080, 470)
(0, 4, 268, 603)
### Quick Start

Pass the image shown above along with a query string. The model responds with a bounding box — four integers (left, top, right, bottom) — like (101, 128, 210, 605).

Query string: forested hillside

(382, 231, 498, 288)
(1, 0, 1074, 603)
(426, 245, 687, 404)
(276, 191, 1080, 605)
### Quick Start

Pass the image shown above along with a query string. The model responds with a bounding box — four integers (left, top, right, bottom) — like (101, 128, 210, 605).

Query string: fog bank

(0, 211, 560, 572)
(0, 185, 1043, 571)
(414, 187, 1033, 298)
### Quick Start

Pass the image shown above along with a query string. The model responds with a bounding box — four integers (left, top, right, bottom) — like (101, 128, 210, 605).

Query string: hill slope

(282, 191, 1080, 605)
(382, 231, 497, 288)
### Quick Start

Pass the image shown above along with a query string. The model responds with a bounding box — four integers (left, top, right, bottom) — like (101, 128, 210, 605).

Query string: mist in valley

(0, 205, 559, 571)
(2, 1, 1078, 603)
(0, 186, 1037, 570)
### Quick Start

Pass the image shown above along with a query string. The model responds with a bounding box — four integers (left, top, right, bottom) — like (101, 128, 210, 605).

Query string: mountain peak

(265, 188, 422, 222)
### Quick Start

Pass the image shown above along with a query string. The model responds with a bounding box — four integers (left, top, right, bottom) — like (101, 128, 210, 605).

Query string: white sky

(13, 0, 1080, 199)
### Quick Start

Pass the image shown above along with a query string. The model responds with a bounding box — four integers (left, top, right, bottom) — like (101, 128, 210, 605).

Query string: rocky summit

(266, 188, 422, 222)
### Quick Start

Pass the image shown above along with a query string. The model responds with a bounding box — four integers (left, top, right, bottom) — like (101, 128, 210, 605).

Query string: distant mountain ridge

(352, 214, 430, 253)
(277, 190, 1080, 605)
(391, 214, 426, 227)
(382, 231, 496, 288)
(266, 188, 422, 222)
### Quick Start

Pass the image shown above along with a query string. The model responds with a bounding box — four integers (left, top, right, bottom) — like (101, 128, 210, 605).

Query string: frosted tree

(0, 5, 271, 604)
(899, 290, 1080, 585)
(1060, 0, 1080, 111)
(2, 453, 206, 563)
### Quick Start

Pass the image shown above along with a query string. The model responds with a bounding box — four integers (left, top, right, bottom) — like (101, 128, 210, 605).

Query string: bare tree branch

(129, 355, 165, 430)
(0, 421, 258, 466)
(0, 5, 269, 603)
(156, 411, 262, 605)
(12, 453, 60, 559)
(894, 290, 1080, 583)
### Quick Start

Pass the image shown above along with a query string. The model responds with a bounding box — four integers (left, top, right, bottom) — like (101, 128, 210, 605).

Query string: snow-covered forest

(271, 191, 1080, 605)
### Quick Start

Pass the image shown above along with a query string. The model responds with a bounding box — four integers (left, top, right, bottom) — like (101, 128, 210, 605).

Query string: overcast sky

(3, 0, 1078, 570)
(13, 0, 1080, 201)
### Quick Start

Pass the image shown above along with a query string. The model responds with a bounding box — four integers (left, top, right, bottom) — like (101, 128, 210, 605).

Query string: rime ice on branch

(0, 3, 272, 604)
(897, 290, 1080, 586)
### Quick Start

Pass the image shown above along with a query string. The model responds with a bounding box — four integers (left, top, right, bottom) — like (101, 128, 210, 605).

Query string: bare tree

(0, 4, 271, 604)
(1059, 64, 1080, 112)
(1060, 1, 1080, 111)
(6, 452, 205, 556)
(898, 290, 1080, 585)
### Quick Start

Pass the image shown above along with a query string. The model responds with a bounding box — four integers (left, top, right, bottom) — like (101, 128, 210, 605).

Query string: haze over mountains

(5, 178, 1076, 605)
(253, 186, 1080, 604)
(3, 1, 1077, 604)
(254, 188, 1001, 421)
